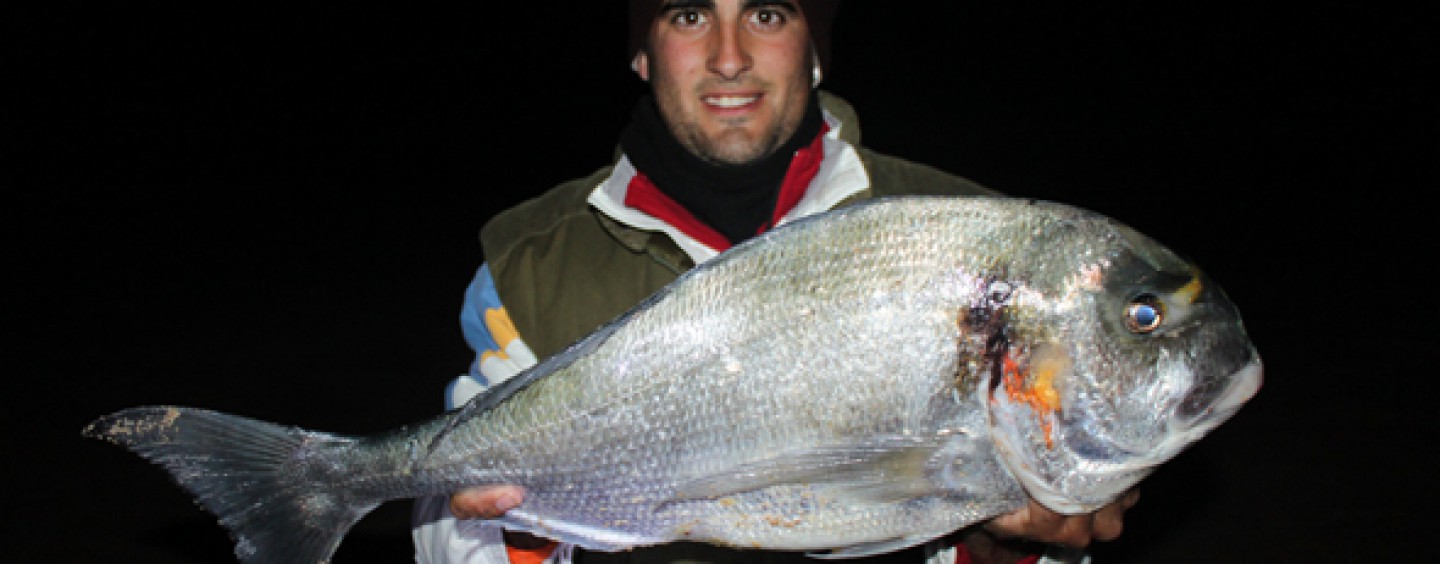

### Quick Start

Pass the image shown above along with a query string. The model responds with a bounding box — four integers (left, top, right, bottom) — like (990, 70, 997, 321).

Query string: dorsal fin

(423, 283, 681, 458)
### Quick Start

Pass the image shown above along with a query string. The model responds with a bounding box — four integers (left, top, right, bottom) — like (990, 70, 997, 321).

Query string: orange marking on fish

(1002, 351, 1062, 449)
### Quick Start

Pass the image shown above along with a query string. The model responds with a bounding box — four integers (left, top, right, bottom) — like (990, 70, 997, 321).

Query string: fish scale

(85, 196, 1260, 563)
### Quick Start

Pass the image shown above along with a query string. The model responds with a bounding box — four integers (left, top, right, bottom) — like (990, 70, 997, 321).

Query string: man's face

(637, 0, 813, 165)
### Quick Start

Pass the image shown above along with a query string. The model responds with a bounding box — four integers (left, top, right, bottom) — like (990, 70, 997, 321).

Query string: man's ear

(811, 51, 822, 87)
(633, 51, 650, 81)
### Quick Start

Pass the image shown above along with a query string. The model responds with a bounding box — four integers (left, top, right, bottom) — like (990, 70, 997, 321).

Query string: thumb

(450, 486, 525, 520)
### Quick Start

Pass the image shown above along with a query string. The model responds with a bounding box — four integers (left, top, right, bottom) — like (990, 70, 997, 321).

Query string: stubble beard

(672, 117, 791, 165)
(656, 76, 807, 166)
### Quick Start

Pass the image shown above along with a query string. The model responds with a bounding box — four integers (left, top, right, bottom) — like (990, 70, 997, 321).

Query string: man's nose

(707, 22, 752, 80)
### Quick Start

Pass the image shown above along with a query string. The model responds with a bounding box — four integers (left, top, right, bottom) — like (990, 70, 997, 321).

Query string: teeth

(705, 95, 758, 108)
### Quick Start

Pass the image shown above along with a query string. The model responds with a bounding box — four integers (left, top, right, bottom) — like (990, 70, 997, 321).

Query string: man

(413, 1, 1139, 563)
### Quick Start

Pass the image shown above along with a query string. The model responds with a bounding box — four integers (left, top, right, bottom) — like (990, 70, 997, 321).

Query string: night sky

(10, 3, 1434, 562)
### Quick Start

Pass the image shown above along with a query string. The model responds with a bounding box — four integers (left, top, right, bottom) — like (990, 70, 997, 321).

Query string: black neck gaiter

(620, 92, 824, 245)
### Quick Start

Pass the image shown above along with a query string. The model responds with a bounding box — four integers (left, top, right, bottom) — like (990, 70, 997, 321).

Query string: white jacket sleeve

(413, 493, 512, 564)
(412, 264, 556, 563)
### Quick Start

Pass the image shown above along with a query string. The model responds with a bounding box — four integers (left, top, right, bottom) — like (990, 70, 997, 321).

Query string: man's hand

(984, 489, 1141, 548)
(450, 485, 526, 520)
(450, 486, 554, 549)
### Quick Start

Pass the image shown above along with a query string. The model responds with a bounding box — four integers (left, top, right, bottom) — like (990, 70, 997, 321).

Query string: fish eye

(1124, 294, 1166, 333)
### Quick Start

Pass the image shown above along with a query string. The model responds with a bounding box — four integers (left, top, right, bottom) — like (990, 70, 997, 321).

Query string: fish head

(984, 218, 1262, 514)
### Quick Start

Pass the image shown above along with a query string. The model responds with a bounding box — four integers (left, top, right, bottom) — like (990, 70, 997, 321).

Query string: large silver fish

(85, 196, 1261, 564)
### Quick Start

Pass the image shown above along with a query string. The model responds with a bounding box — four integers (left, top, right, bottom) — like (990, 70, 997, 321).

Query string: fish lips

(1168, 354, 1263, 444)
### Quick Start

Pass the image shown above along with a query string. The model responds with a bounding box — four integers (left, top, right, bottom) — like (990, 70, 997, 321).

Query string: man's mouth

(703, 94, 761, 109)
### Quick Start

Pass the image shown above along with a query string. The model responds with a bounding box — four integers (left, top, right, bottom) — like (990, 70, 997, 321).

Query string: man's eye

(748, 9, 788, 30)
(671, 9, 708, 28)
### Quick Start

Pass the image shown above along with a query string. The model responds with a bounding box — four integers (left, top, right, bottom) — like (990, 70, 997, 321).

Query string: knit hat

(628, 0, 838, 75)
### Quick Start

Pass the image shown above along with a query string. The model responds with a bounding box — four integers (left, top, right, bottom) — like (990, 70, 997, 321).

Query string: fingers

(986, 498, 1089, 546)
(1039, 504, 1097, 548)
(1122, 488, 1141, 510)
(1092, 489, 1141, 542)
(450, 485, 526, 520)
(984, 497, 1082, 546)
(981, 503, 1025, 536)
(984, 489, 1141, 548)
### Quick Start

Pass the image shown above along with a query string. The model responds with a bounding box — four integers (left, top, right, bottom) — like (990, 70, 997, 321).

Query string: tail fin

(84, 406, 381, 564)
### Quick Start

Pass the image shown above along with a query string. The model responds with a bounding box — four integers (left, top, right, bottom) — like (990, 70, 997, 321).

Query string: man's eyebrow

(659, 0, 714, 10)
(659, 0, 798, 11)
(743, 0, 799, 11)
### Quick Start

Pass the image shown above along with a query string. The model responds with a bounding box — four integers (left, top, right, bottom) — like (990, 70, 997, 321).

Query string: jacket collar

(588, 108, 871, 265)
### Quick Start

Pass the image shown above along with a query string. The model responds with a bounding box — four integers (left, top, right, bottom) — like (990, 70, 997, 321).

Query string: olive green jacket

(480, 92, 997, 362)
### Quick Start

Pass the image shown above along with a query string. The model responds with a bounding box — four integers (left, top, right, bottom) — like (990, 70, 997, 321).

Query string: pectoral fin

(673, 435, 943, 504)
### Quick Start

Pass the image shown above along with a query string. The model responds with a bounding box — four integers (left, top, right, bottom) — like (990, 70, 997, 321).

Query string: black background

(8, 3, 1435, 562)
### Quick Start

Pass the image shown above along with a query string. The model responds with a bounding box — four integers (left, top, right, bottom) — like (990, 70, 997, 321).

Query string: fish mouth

(1117, 354, 1264, 467)
(1173, 355, 1263, 438)
(1103, 354, 1263, 476)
